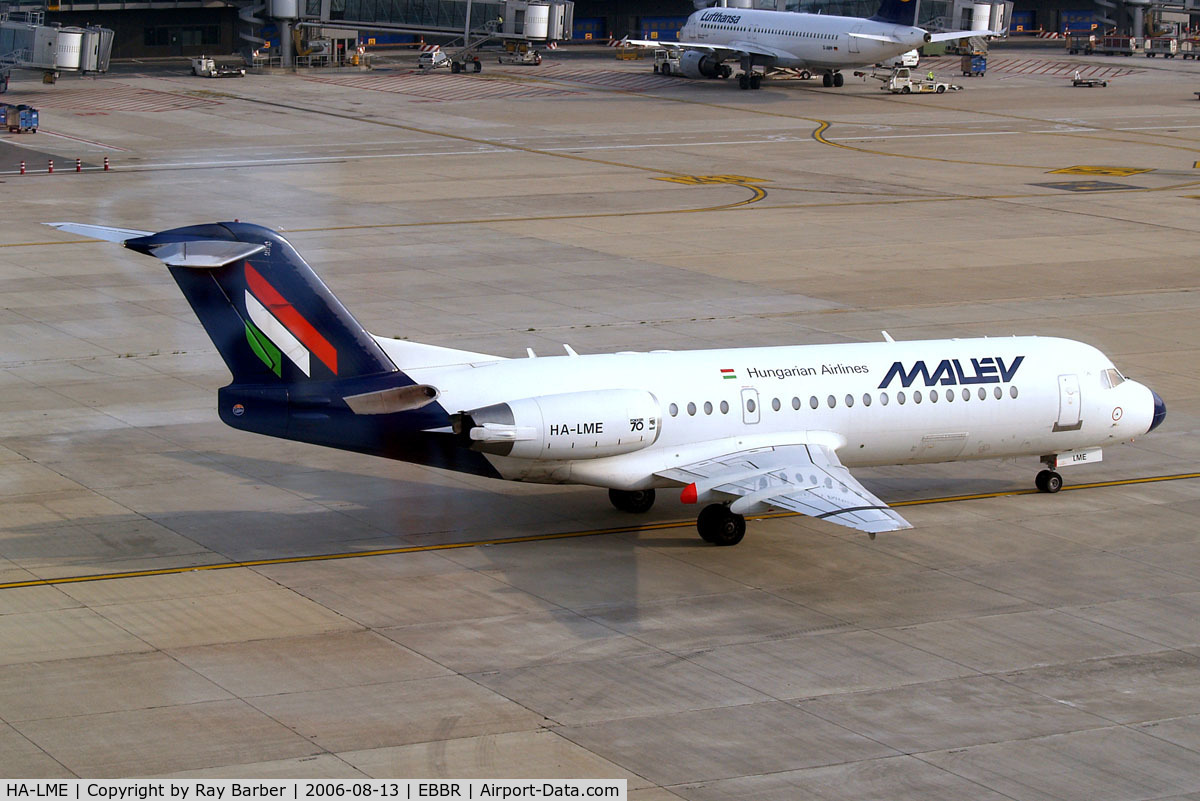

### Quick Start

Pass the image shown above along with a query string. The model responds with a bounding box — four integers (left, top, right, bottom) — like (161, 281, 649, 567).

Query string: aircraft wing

(621, 38, 786, 61)
(622, 38, 720, 51)
(657, 440, 912, 536)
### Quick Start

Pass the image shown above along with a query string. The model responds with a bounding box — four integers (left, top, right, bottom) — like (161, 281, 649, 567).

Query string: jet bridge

(252, 0, 571, 66)
(0, 8, 112, 90)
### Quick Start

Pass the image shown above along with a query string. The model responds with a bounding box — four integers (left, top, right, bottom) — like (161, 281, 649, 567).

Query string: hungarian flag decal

(242, 263, 338, 377)
(720, 368, 736, 380)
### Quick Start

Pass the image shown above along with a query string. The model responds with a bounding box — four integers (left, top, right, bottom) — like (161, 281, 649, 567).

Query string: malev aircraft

(50, 221, 1165, 546)
(624, 0, 998, 89)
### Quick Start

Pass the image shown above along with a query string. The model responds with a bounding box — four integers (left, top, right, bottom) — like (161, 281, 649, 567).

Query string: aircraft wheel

(833, 71, 844, 87)
(749, 73, 762, 90)
(697, 503, 746, 546)
(822, 72, 833, 87)
(936, 84, 946, 93)
(609, 488, 656, 514)
(799, 70, 811, 79)
(1035, 470, 1063, 493)
(738, 73, 750, 90)
(721, 65, 732, 78)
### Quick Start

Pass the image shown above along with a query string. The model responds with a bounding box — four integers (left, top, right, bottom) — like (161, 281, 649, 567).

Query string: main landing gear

(737, 72, 763, 90)
(697, 503, 746, 546)
(1035, 469, 1063, 493)
(609, 488, 656, 513)
(822, 71, 844, 87)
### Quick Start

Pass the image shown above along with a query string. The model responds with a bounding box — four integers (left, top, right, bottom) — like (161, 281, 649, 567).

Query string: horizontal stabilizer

(146, 240, 266, 269)
(46, 222, 153, 243)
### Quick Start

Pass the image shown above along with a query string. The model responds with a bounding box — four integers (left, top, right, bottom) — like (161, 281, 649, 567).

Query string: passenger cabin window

(810, 396, 818, 409)
(862, 393, 872, 407)
(880, 392, 889, 406)
(772, 398, 781, 411)
(720, 400, 729, 414)
(827, 395, 836, 408)
(845, 394, 854, 408)
(914, 390, 923, 404)
(962, 388, 970, 401)
(792, 397, 801, 410)
(669, 403, 679, 417)
(704, 401, 713, 415)
(687, 402, 697, 416)
(1010, 386, 1019, 399)
(746, 398, 756, 413)
(993, 386, 1002, 399)
(978, 387, 987, 400)
(897, 391, 906, 405)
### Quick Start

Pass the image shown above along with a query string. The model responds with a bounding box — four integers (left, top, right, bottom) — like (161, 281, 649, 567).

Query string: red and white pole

(103, 157, 109, 171)
(75, 158, 81, 173)
(47, 159, 53, 174)
(19, 160, 25, 175)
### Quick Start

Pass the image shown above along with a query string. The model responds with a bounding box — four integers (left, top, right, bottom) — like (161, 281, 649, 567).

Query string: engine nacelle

(680, 50, 725, 79)
(452, 389, 661, 460)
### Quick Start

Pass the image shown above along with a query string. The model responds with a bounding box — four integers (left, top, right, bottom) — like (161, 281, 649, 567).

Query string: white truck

(653, 49, 681, 75)
(190, 56, 245, 78)
(881, 67, 959, 94)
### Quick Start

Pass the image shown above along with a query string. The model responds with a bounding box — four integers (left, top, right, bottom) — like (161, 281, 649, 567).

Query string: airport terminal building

(19, 0, 1199, 60)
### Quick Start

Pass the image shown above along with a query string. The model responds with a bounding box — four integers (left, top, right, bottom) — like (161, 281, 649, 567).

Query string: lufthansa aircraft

(624, 0, 996, 88)
(50, 221, 1166, 546)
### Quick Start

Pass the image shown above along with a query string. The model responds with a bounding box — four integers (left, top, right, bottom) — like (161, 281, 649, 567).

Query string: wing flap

(658, 440, 911, 536)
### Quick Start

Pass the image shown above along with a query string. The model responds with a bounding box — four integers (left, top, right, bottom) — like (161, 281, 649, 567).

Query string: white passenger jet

(49, 221, 1165, 546)
(624, 0, 996, 89)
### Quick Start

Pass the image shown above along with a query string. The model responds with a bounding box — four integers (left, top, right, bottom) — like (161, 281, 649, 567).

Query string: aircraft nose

(1149, 390, 1166, 432)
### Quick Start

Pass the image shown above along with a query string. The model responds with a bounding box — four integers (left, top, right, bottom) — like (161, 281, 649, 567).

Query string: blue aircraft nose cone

(1149, 391, 1166, 432)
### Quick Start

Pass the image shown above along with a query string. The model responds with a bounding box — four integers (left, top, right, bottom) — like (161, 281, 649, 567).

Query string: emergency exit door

(1054, 373, 1082, 431)
(741, 387, 760, 424)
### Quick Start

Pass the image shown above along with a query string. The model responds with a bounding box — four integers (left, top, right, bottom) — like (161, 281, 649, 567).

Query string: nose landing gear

(1035, 469, 1063, 493)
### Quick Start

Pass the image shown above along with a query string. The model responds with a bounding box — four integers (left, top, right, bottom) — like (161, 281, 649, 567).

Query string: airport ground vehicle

(498, 42, 541, 65)
(1096, 36, 1142, 56)
(961, 54, 986, 76)
(190, 56, 245, 77)
(1145, 37, 1178, 57)
(2, 102, 36, 132)
(880, 49, 920, 68)
(419, 48, 483, 73)
(1073, 75, 1107, 87)
(864, 67, 960, 94)
(654, 48, 681, 74)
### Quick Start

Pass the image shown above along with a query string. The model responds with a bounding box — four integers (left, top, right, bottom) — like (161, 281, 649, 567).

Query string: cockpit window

(1102, 368, 1126, 388)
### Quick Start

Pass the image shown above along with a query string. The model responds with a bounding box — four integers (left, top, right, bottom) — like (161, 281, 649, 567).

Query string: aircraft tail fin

(869, 0, 920, 27)
(48, 221, 398, 386)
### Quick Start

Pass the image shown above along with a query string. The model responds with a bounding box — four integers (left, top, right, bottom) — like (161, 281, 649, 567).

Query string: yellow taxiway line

(1, 470, 1197, 591)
